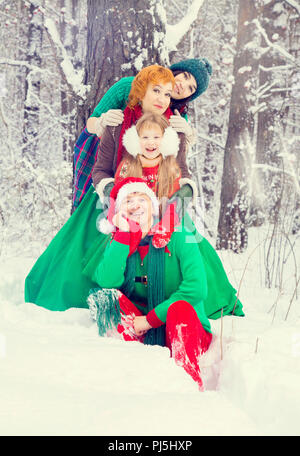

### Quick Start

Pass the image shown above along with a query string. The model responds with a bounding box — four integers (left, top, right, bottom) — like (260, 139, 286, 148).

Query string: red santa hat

(98, 177, 159, 234)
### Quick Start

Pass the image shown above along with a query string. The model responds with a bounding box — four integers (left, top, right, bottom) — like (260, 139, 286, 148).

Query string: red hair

(128, 65, 175, 109)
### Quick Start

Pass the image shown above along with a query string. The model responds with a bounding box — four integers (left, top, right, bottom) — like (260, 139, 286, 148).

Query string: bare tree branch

(253, 18, 297, 64)
(284, 0, 300, 15)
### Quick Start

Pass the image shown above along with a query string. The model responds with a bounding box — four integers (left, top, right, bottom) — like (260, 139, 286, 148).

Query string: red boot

(165, 300, 212, 390)
(113, 293, 145, 342)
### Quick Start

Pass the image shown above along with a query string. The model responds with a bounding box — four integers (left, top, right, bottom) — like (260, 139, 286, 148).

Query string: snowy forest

(1, 0, 300, 437)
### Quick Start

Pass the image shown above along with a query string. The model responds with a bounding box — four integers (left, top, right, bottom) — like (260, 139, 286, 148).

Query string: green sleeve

(153, 230, 210, 330)
(91, 76, 134, 118)
(93, 238, 130, 289)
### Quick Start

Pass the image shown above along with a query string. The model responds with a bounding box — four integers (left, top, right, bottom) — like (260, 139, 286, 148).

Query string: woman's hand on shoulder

(169, 109, 195, 145)
(101, 109, 124, 127)
(87, 109, 124, 136)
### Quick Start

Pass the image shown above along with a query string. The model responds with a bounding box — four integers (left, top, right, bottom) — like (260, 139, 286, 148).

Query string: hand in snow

(133, 316, 152, 337)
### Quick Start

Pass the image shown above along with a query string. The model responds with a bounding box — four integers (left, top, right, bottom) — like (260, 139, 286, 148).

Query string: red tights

(109, 293, 212, 390)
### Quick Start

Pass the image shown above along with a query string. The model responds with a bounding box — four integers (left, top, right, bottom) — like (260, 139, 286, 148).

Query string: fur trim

(179, 178, 198, 203)
(95, 178, 115, 203)
(159, 127, 180, 158)
(97, 217, 115, 234)
(122, 125, 141, 157)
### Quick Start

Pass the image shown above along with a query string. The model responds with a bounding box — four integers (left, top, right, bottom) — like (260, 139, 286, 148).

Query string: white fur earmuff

(122, 125, 180, 159)
(159, 127, 180, 158)
(122, 126, 141, 158)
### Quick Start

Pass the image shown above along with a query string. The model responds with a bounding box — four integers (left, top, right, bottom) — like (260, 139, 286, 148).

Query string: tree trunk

(201, 0, 236, 224)
(60, 0, 80, 162)
(216, 0, 259, 253)
(76, 0, 168, 136)
(23, 2, 43, 165)
(250, 0, 287, 227)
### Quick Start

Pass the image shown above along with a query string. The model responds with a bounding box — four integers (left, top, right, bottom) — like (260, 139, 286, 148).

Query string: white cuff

(179, 178, 198, 203)
(94, 116, 105, 137)
(95, 177, 115, 203)
(185, 124, 196, 147)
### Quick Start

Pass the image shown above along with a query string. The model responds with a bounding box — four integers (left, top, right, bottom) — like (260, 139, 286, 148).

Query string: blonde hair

(117, 113, 181, 203)
(128, 65, 175, 109)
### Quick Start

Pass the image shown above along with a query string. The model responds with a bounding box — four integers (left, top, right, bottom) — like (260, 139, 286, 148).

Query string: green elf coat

(93, 228, 211, 334)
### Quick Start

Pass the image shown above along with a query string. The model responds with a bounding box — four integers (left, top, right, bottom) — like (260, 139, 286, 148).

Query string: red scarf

(116, 104, 173, 169)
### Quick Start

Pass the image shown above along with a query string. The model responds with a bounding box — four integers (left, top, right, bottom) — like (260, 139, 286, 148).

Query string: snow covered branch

(259, 63, 294, 72)
(0, 58, 51, 74)
(166, 0, 204, 51)
(253, 19, 297, 65)
(284, 0, 300, 15)
(44, 18, 89, 99)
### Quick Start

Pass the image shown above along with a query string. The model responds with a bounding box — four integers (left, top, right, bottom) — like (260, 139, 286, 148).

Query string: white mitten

(169, 109, 196, 146)
(94, 109, 124, 137)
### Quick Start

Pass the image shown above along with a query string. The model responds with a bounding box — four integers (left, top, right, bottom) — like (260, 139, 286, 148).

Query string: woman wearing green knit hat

(73, 57, 212, 210)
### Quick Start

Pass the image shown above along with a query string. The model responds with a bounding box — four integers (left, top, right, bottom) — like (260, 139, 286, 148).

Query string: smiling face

(141, 82, 173, 115)
(138, 123, 163, 160)
(119, 192, 153, 231)
(172, 71, 197, 100)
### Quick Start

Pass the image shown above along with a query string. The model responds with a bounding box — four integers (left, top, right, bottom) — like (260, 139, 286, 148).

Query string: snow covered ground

(0, 227, 300, 436)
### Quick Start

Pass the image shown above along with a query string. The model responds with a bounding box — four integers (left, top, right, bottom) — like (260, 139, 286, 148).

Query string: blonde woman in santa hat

(87, 176, 212, 390)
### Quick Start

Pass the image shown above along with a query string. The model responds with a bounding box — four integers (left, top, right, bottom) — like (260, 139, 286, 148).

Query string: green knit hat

(170, 58, 212, 101)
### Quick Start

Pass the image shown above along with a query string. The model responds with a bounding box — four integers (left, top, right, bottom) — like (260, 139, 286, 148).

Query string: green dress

(24, 185, 244, 320)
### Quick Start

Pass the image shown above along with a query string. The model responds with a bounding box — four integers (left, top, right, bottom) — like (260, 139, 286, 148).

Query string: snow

(1, 227, 300, 437)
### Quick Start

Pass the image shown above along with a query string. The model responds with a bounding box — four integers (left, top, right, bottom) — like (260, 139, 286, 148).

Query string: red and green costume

(88, 225, 212, 389)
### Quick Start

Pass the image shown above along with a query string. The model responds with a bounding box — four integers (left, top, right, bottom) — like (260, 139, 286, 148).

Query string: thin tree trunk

(216, 0, 259, 253)
(250, 0, 287, 226)
(60, 0, 80, 162)
(23, 2, 43, 166)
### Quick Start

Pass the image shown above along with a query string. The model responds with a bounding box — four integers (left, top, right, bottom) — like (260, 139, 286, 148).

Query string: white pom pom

(97, 217, 115, 234)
